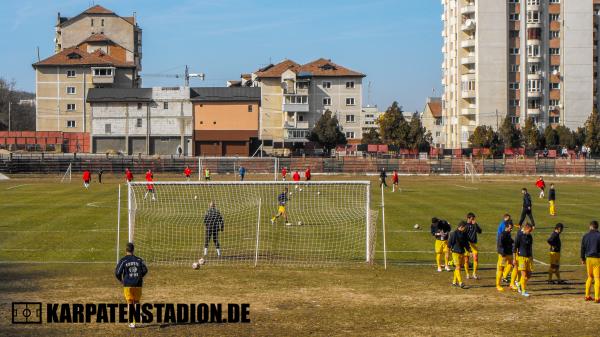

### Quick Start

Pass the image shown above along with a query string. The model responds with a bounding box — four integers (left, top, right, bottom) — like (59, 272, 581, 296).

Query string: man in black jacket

(514, 223, 534, 297)
(581, 220, 600, 302)
(431, 217, 452, 272)
(448, 221, 471, 288)
(496, 222, 514, 291)
(204, 201, 224, 257)
(115, 242, 148, 328)
(518, 188, 535, 228)
(547, 223, 564, 284)
(379, 168, 387, 188)
(464, 212, 482, 279)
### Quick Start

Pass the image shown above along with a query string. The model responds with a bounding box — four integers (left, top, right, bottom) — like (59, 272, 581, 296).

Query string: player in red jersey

(392, 170, 399, 192)
(281, 167, 287, 181)
(184, 166, 192, 181)
(293, 171, 300, 183)
(125, 168, 134, 182)
(144, 169, 156, 201)
(82, 170, 91, 189)
(535, 176, 546, 198)
(305, 167, 311, 181)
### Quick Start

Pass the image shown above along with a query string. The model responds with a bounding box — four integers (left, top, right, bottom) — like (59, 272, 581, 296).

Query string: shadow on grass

(0, 264, 45, 294)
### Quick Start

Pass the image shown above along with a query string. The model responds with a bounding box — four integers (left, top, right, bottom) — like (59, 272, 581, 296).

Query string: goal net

(127, 181, 374, 267)
(464, 161, 481, 183)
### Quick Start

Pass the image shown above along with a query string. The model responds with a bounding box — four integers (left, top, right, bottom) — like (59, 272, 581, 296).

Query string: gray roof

(190, 87, 260, 102)
(87, 88, 153, 102)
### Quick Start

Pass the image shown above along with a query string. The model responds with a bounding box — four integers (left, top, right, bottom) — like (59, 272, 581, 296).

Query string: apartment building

(422, 97, 445, 148)
(361, 106, 383, 134)
(251, 58, 365, 155)
(441, 0, 594, 149)
(34, 5, 141, 134)
(87, 87, 192, 155)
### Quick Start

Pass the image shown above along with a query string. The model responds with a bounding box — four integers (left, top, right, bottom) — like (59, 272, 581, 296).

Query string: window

(248, 105, 253, 112)
(511, 116, 520, 124)
(298, 115, 304, 122)
(66, 70, 76, 77)
(550, 82, 560, 90)
(510, 99, 520, 107)
(288, 96, 307, 104)
(322, 81, 331, 89)
(528, 99, 541, 109)
(136, 118, 142, 128)
(101, 19, 104, 26)
(510, 64, 520, 72)
(530, 116, 539, 124)
(509, 48, 520, 55)
(527, 44, 540, 57)
(105, 124, 111, 134)
(345, 97, 355, 106)
(527, 11, 540, 24)
(345, 131, 355, 139)
(93, 68, 113, 76)
(549, 116, 560, 124)
(345, 81, 355, 89)
(91, 19, 94, 26)
(67, 120, 76, 128)
(137, 103, 143, 110)
(323, 97, 331, 106)
(509, 82, 520, 90)
(508, 0, 520, 3)
(435, 131, 441, 137)
(549, 0, 560, 3)
(66, 86, 76, 94)
(528, 63, 540, 74)
(549, 14, 560, 21)
(509, 14, 520, 21)
(346, 115, 355, 123)
(509, 30, 520, 38)
(550, 99, 560, 107)
(462, 80, 476, 92)
(550, 65, 560, 73)
(550, 31, 560, 39)
(549, 48, 560, 55)
(297, 82, 309, 89)
(163, 102, 169, 109)
(66, 103, 76, 111)
(527, 0, 540, 5)
(528, 79, 541, 92)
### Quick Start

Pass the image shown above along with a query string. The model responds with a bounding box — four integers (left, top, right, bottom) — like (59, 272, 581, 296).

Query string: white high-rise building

(441, 0, 595, 149)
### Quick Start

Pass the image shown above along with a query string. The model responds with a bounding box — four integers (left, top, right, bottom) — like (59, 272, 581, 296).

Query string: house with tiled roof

(250, 58, 366, 155)
(422, 97, 445, 149)
(33, 5, 142, 134)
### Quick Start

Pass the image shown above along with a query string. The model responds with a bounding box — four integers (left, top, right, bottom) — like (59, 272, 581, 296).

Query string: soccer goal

(126, 181, 376, 267)
(197, 157, 278, 180)
(61, 163, 72, 183)
(464, 161, 481, 183)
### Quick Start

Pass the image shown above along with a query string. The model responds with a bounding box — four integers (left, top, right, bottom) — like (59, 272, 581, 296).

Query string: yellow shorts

(278, 205, 286, 214)
(123, 287, 142, 303)
(469, 243, 478, 254)
(497, 254, 512, 268)
(452, 252, 464, 267)
(517, 256, 533, 272)
(549, 252, 560, 266)
(586, 257, 600, 276)
(435, 240, 449, 254)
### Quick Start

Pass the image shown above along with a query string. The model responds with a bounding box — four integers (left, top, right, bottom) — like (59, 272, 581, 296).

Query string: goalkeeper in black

(203, 201, 224, 257)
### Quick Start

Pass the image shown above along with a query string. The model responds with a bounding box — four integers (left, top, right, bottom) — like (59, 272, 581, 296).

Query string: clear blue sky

(0, 0, 443, 112)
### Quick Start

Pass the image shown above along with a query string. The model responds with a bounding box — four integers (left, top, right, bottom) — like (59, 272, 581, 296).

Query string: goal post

(126, 181, 375, 267)
(464, 161, 481, 183)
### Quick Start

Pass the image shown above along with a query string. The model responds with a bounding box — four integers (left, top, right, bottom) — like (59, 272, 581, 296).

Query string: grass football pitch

(1, 173, 600, 336)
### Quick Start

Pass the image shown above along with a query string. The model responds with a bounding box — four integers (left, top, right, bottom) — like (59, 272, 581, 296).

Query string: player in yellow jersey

(581, 220, 600, 302)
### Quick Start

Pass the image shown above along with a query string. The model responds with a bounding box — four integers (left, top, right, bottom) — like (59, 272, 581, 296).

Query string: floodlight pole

(381, 183, 387, 270)
(116, 184, 121, 262)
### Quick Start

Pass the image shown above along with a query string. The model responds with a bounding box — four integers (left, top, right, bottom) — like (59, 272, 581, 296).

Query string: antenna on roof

(36, 46, 40, 62)
(367, 81, 372, 107)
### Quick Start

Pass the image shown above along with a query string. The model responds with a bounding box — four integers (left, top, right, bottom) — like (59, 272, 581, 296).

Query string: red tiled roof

(426, 101, 442, 118)
(298, 58, 365, 77)
(82, 33, 113, 43)
(32, 47, 134, 68)
(254, 58, 364, 78)
(123, 16, 136, 25)
(254, 60, 301, 78)
(83, 5, 114, 15)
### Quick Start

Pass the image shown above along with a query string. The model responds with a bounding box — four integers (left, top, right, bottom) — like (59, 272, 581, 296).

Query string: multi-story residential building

(34, 5, 141, 134)
(87, 86, 192, 155)
(422, 97, 445, 148)
(360, 106, 383, 134)
(191, 87, 261, 156)
(251, 58, 365, 155)
(441, 0, 594, 149)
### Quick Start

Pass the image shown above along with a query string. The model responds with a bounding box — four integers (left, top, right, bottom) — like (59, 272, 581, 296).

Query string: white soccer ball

(297, 221, 303, 226)
(295, 185, 298, 189)
(192, 262, 199, 269)
(194, 195, 198, 200)
(299, 188, 303, 192)
(289, 192, 293, 196)
(285, 222, 292, 226)
(317, 191, 321, 195)
(414, 224, 421, 230)
(198, 258, 205, 265)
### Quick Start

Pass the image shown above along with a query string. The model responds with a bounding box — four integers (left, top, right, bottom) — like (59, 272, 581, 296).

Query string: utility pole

(495, 109, 499, 130)
(8, 101, 11, 132)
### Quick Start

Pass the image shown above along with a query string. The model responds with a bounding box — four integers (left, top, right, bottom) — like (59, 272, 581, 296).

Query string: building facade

(251, 58, 365, 155)
(360, 106, 383, 135)
(442, 0, 595, 149)
(87, 87, 192, 155)
(191, 87, 261, 156)
(422, 97, 445, 148)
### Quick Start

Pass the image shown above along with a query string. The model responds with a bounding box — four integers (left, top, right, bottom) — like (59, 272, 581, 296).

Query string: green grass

(1, 173, 600, 336)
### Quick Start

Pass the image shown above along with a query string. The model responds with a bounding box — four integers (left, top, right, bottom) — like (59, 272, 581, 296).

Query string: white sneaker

(270, 219, 275, 225)
(216, 249, 221, 257)
(445, 266, 452, 272)
(521, 291, 530, 297)
(203, 248, 208, 256)
(129, 323, 136, 328)
(437, 267, 443, 272)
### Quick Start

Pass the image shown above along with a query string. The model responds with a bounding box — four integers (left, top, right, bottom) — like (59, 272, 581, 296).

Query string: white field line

(454, 184, 479, 190)
(6, 184, 31, 190)
(86, 202, 104, 208)
(0, 261, 114, 264)
(533, 258, 549, 266)
(0, 229, 117, 233)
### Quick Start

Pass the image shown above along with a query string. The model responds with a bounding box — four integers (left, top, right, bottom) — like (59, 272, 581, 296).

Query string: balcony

(461, 39, 476, 48)
(528, 91, 542, 98)
(284, 128, 310, 141)
(527, 20, 542, 29)
(460, 55, 476, 65)
(527, 108, 541, 115)
(283, 103, 309, 112)
(527, 72, 542, 80)
(461, 108, 476, 116)
(461, 90, 476, 99)
(91, 67, 115, 84)
(461, 19, 476, 32)
(285, 121, 309, 129)
(461, 73, 476, 81)
(527, 56, 541, 63)
(460, 4, 475, 15)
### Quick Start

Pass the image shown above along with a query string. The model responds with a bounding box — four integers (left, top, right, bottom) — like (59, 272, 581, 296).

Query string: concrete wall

(193, 101, 259, 130)
(258, 78, 284, 141)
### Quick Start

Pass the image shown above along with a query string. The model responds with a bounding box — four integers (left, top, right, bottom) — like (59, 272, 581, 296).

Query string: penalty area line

(0, 261, 114, 264)
(6, 184, 31, 190)
(454, 185, 479, 190)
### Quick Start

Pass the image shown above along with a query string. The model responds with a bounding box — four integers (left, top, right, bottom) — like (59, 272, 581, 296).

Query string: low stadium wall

(1, 154, 600, 176)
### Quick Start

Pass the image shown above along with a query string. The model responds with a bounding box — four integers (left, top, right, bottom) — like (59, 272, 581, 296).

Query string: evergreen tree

(307, 110, 347, 154)
(378, 102, 411, 148)
(498, 116, 522, 149)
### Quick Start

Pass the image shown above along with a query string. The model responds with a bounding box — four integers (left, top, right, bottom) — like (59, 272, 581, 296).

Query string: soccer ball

(299, 188, 303, 192)
(285, 222, 292, 226)
(297, 221, 303, 226)
(289, 192, 293, 196)
(317, 191, 321, 195)
(192, 262, 199, 269)
(198, 258, 205, 265)
(295, 185, 298, 190)
(414, 224, 421, 230)
(194, 195, 198, 200)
